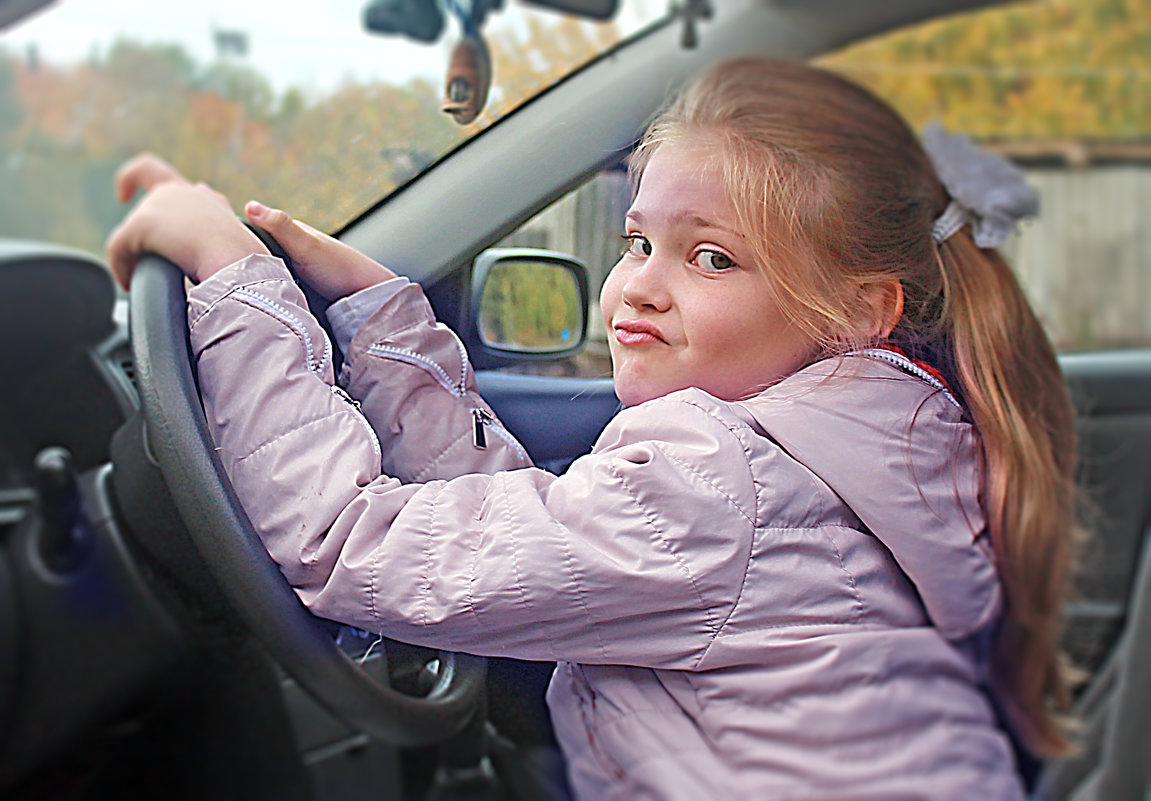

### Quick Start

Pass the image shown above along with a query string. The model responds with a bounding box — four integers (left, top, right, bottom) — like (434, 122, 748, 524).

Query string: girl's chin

(610, 360, 693, 406)
(612, 381, 646, 407)
(613, 379, 676, 408)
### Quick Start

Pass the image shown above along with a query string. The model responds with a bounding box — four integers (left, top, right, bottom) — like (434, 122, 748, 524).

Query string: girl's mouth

(614, 320, 667, 345)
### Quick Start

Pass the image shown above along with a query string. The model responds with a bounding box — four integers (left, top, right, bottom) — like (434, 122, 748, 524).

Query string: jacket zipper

(369, 343, 467, 397)
(229, 286, 378, 457)
(853, 347, 962, 409)
(369, 343, 526, 460)
(232, 286, 331, 376)
(330, 384, 382, 458)
(478, 412, 527, 460)
(472, 408, 492, 449)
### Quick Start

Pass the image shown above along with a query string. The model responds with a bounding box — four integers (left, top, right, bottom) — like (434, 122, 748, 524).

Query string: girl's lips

(614, 320, 666, 345)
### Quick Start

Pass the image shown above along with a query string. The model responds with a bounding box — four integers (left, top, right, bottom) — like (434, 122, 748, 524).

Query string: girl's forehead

(630, 144, 738, 224)
(643, 137, 725, 176)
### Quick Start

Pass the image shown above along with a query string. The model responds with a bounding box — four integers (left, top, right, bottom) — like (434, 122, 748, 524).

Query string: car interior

(0, 0, 1148, 799)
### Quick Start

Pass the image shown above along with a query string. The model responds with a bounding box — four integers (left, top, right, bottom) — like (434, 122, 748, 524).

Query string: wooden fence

(1004, 165, 1151, 352)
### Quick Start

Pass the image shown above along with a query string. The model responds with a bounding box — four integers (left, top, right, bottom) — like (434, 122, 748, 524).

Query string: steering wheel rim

(128, 254, 486, 747)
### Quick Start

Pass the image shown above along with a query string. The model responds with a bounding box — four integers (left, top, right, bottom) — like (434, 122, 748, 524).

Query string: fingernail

(247, 200, 269, 218)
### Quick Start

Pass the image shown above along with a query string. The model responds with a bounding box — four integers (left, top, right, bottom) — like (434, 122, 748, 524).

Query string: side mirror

(468, 248, 589, 368)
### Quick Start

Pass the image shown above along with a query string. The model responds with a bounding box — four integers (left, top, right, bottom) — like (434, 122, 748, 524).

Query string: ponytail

(939, 231, 1079, 755)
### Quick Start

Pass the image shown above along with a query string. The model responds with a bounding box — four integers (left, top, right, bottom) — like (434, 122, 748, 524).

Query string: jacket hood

(739, 353, 1002, 641)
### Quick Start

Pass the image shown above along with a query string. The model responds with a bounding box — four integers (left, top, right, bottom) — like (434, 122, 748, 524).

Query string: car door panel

(476, 372, 619, 473)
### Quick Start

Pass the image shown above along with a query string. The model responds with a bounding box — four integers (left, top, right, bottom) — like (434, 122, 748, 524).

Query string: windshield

(0, 0, 658, 255)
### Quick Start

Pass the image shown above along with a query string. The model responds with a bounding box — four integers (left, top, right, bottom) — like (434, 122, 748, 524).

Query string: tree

(198, 61, 275, 119)
(820, 0, 1151, 141)
(264, 77, 462, 229)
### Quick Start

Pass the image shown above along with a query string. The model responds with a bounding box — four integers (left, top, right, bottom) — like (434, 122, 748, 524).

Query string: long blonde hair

(632, 58, 1078, 754)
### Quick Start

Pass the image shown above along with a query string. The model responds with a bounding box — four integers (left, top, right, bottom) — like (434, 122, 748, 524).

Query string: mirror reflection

(479, 258, 583, 352)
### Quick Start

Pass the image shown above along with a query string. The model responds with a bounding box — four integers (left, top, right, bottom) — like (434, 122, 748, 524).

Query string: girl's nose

(621, 256, 672, 313)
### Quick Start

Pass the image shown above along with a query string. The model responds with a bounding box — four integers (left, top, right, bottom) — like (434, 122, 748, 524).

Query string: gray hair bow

(921, 122, 1039, 248)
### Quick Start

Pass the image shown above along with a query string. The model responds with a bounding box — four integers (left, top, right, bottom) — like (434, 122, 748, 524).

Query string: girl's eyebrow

(626, 209, 744, 239)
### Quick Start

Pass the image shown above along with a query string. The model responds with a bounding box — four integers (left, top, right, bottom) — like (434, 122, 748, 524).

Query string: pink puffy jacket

(187, 255, 1025, 800)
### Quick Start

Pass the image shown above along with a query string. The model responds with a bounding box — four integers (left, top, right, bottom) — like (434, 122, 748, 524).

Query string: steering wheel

(127, 251, 486, 747)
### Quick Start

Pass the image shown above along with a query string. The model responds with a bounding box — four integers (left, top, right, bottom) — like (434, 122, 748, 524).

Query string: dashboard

(0, 241, 178, 788)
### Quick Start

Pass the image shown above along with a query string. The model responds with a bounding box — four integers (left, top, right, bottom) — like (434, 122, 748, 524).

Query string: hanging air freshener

(443, 31, 491, 125)
(441, 0, 492, 125)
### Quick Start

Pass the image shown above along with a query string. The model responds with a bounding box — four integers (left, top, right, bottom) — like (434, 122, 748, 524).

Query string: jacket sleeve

(337, 278, 532, 482)
(187, 255, 757, 669)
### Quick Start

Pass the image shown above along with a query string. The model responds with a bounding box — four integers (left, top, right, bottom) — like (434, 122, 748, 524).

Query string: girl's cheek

(600, 260, 626, 318)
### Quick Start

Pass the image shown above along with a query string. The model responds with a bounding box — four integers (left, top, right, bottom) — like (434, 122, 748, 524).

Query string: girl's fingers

(245, 200, 303, 246)
(246, 200, 369, 262)
(104, 222, 136, 291)
(244, 200, 397, 298)
(114, 153, 189, 203)
(105, 207, 153, 291)
(245, 200, 328, 262)
(245, 200, 329, 276)
(244, 200, 314, 263)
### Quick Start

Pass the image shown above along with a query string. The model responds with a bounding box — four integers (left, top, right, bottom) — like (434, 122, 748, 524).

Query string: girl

(107, 58, 1078, 799)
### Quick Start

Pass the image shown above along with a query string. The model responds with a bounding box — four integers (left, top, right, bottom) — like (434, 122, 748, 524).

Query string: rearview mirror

(469, 248, 589, 365)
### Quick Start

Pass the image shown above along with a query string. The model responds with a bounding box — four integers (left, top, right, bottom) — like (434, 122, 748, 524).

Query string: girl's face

(601, 141, 815, 407)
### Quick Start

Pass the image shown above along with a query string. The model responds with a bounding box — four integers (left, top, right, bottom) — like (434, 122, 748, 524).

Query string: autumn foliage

(821, 0, 1151, 142)
(0, 0, 1147, 256)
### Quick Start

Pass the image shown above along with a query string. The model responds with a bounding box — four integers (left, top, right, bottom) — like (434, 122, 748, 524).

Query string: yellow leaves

(0, 11, 631, 254)
(189, 93, 240, 145)
(821, 0, 1151, 141)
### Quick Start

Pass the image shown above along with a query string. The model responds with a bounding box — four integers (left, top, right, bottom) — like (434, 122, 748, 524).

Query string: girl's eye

(695, 250, 736, 272)
(622, 234, 652, 257)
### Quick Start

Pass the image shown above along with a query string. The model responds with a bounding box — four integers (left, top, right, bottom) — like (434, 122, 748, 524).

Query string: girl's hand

(114, 152, 193, 202)
(106, 153, 268, 289)
(244, 201, 397, 300)
(106, 182, 270, 290)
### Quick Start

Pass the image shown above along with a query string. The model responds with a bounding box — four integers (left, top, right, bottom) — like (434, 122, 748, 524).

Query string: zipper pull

(472, 407, 493, 449)
(331, 384, 361, 409)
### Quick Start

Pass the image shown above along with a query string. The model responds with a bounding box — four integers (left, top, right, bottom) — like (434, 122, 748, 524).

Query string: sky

(1, 0, 655, 94)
